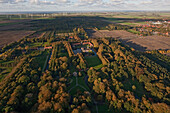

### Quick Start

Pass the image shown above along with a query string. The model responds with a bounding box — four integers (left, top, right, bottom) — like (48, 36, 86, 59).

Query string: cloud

(0, 0, 26, 3)
(0, 0, 170, 11)
(30, 0, 39, 4)
(29, 0, 70, 5)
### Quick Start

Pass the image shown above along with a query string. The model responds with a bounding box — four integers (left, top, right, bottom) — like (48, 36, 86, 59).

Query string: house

(73, 72, 77, 76)
(69, 36, 74, 39)
(44, 46, 52, 49)
(82, 42, 93, 47)
(166, 32, 169, 36)
(81, 47, 92, 53)
(72, 43, 81, 47)
(152, 21, 162, 25)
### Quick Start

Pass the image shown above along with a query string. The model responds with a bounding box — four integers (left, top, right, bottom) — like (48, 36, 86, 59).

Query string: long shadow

(120, 39, 147, 51)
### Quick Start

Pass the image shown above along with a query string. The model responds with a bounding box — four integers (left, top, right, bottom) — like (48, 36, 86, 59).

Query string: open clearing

(0, 30, 34, 48)
(87, 29, 170, 51)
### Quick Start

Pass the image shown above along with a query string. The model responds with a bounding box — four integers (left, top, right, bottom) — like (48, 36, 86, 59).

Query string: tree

(72, 108, 79, 113)
(38, 101, 52, 113)
(18, 75, 30, 85)
(132, 85, 136, 91)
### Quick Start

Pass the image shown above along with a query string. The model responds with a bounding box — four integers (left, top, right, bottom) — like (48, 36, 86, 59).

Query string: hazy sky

(0, 0, 170, 12)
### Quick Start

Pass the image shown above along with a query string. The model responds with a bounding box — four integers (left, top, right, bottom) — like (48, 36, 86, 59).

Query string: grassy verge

(127, 29, 140, 34)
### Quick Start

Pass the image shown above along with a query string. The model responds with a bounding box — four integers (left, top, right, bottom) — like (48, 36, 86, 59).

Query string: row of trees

(64, 42, 74, 57)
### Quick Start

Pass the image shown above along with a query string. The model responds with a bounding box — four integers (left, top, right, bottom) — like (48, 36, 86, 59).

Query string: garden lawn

(78, 72, 90, 91)
(127, 29, 140, 34)
(67, 76, 76, 91)
(85, 56, 102, 67)
(34, 50, 49, 69)
(27, 42, 43, 47)
(69, 86, 86, 96)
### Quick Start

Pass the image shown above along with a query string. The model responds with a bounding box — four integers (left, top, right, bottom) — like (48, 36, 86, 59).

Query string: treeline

(64, 42, 74, 57)
(29, 16, 109, 33)
(105, 24, 133, 30)
(73, 27, 89, 40)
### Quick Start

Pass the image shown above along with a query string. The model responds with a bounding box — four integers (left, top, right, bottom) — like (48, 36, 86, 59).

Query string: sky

(0, 0, 170, 12)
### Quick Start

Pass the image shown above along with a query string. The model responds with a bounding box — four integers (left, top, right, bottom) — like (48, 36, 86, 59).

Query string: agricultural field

(122, 36, 170, 51)
(87, 29, 170, 51)
(0, 30, 34, 48)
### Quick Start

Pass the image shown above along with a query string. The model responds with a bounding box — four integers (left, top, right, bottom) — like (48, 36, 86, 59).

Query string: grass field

(127, 29, 140, 34)
(69, 86, 86, 96)
(67, 76, 76, 90)
(0, 22, 23, 27)
(78, 72, 90, 90)
(93, 64, 104, 70)
(91, 103, 129, 113)
(27, 42, 43, 47)
(85, 56, 102, 67)
(34, 50, 50, 69)
(122, 79, 147, 98)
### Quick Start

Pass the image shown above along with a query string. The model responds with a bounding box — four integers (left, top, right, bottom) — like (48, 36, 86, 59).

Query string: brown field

(0, 30, 34, 48)
(27, 32, 45, 39)
(87, 29, 170, 51)
(0, 19, 31, 24)
(0, 23, 31, 31)
(0, 19, 33, 31)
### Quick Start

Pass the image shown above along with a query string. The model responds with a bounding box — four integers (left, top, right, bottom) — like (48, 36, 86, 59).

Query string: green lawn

(42, 42, 50, 46)
(127, 29, 140, 34)
(67, 76, 76, 90)
(122, 79, 147, 98)
(91, 103, 129, 113)
(69, 65, 76, 74)
(34, 50, 49, 69)
(0, 22, 22, 26)
(78, 72, 90, 91)
(27, 42, 43, 47)
(57, 44, 68, 57)
(69, 86, 86, 96)
(85, 56, 102, 67)
(93, 64, 104, 70)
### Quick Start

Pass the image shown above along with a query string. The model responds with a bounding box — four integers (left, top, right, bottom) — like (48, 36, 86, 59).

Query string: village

(136, 20, 170, 36)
